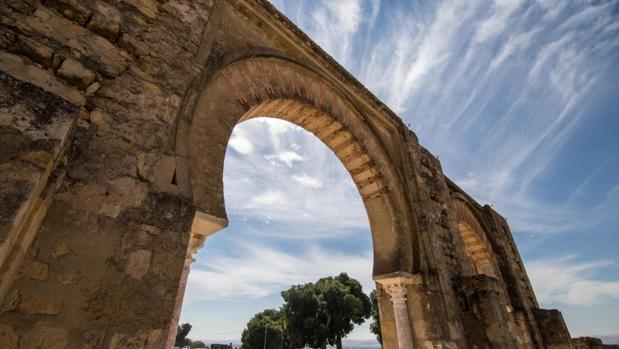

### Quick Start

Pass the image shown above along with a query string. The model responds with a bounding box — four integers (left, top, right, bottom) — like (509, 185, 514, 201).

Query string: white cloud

(528, 34, 573, 81)
(383, 0, 477, 112)
(535, 0, 567, 20)
(292, 174, 323, 189)
(184, 244, 374, 303)
(251, 190, 284, 206)
(490, 28, 539, 70)
(474, 0, 524, 43)
(228, 134, 253, 155)
(362, 0, 619, 236)
(262, 117, 298, 137)
(266, 151, 303, 167)
(309, 0, 363, 63)
(527, 256, 619, 306)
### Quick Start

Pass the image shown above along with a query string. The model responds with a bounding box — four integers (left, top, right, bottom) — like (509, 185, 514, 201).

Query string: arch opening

(171, 55, 421, 348)
(179, 116, 377, 343)
(172, 55, 418, 348)
(183, 56, 414, 276)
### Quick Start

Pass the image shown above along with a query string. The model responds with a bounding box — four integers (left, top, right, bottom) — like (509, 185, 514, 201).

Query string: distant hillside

(601, 335, 619, 345)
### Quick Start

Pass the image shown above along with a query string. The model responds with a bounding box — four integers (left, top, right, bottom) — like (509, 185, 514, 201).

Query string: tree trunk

(337, 336, 343, 349)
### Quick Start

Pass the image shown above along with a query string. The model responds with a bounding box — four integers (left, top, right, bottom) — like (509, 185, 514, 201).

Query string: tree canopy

(281, 273, 371, 349)
(241, 309, 286, 349)
(175, 323, 208, 348)
(369, 289, 382, 345)
(176, 323, 193, 347)
(282, 282, 325, 348)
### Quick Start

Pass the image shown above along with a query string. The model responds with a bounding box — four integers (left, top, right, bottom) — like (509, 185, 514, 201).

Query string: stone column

(165, 212, 228, 349)
(389, 285, 414, 349)
(375, 272, 422, 349)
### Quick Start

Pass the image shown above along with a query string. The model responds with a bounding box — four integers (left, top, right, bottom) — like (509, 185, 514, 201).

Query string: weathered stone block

(18, 293, 63, 314)
(124, 0, 159, 19)
(125, 249, 152, 280)
(0, 322, 18, 349)
(57, 271, 81, 285)
(14, 36, 54, 68)
(20, 149, 54, 169)
(0, 29, 16, 49)
(21, 322, 68, 349)
(0, 180, 32, 237)
(50, 240, 71, 259)
(6, 0, 38, 14)
(120, 33, 149, 57)
(44, 0, 92, 26)
(141, 224, 160, 235)
(56, 57, 95, 89)
(85, 81, 100, 96)
(55, 176, 149, 217)
(0, 51, 85, 105)
(88, 108, 108, 130)
(17, 6, 130, 77)
(18, 260, 48, 280)
(88, 1, 121, 42)
(107, 329, 164, 349)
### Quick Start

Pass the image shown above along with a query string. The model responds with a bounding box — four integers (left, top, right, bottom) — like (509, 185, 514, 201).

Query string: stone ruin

(0, 0, 579, 348)
(573, 338, 619, 349)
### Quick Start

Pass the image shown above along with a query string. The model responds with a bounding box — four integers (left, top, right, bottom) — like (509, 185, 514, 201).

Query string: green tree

(241, 309, 285, 349)
(316, 273, 371, 349)
(282, 273, 371, 349)
(369, 289, 382, 345)
(282, 283, 326, 348)
(175, 323, 192, 347)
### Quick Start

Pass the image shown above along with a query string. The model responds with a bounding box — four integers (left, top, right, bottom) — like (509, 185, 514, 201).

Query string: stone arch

(177, 56, 414, 276)
(0, 0, 574, 346)
(452, 197, 498, 278)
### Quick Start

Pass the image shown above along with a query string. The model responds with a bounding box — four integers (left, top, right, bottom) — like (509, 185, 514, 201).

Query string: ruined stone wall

(0, 0, 213, 346)
(534, 309, 575, 349)
(573, 337, 619, 349)
(445, 180, 575, 349)
(398, 140, 471, 347)
(0, 0, 575, 348)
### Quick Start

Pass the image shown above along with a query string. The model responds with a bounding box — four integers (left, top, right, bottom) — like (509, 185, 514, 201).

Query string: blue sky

(180, 0, 619, 342)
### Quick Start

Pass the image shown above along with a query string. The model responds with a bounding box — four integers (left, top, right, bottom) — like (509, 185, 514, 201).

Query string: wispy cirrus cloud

(299, 0, 619, 236)
(527, 256, 619, 306)
(185, 243, 373, 303)
(309, 0, 363, 64)
(474, 0, 525, 43)
(271, 0, 619, 239)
